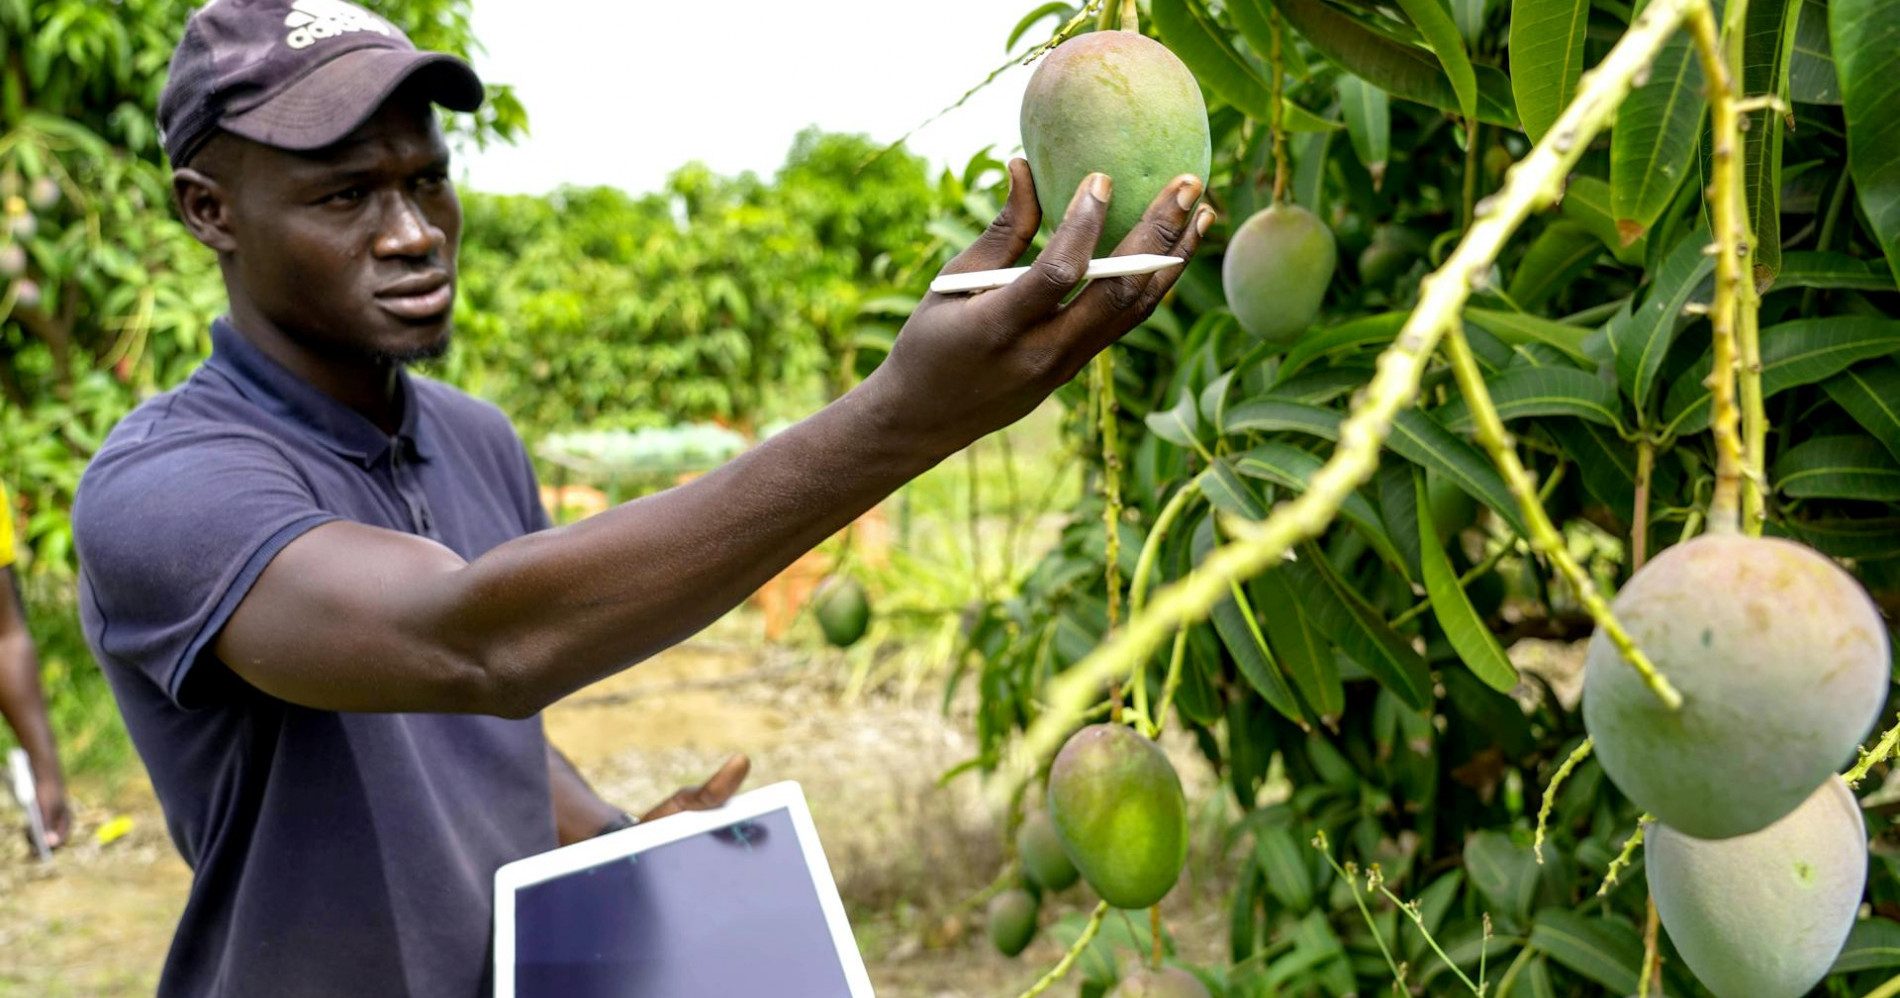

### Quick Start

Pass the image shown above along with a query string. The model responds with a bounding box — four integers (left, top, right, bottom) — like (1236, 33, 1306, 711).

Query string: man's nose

(373, 193, 445, 259)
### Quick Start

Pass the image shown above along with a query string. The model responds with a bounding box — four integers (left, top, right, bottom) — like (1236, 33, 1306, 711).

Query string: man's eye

(417, 171, 450, 190)
(324, 186, 367, 205)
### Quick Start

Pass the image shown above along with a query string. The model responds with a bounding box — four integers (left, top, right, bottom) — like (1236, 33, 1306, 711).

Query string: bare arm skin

(0, 568, 69, 847)
(214, 162, 1211, 719)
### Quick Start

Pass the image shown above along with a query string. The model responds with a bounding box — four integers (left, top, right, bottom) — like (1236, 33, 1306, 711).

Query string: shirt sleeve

(0, 482, 15, 571)
(73, 426, 339, 709)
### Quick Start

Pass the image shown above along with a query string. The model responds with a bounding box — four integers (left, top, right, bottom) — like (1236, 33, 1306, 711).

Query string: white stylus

(929, 253, 1185, 295)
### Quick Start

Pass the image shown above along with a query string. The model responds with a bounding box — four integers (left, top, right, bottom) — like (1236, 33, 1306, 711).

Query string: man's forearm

(441, 369, 944, 715)
(0, 630, 62, 784)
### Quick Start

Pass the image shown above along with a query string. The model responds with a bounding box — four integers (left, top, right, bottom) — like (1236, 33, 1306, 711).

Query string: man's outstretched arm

(0, 568, 69, 847)
(213, 163, 1210, 719)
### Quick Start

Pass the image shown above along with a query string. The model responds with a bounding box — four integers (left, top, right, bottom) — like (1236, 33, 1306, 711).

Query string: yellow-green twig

(1269, 8, 1289, 203)
(1534, 737, 1593, 863)
(1686, 0, 1750, 537)
(1014, 901, 1109, 998)
(985, 0, 1705, 806)
(1442, 326, 1683, 710)
(1597, 817, 1650, 897)
(1845, 715, 1900, 788)
(1153, 627, 1191, 735)
(1863, 972, 1900, 998)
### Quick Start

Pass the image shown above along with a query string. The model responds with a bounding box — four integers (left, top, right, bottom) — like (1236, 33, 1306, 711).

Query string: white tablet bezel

(493, 780, 874, 998)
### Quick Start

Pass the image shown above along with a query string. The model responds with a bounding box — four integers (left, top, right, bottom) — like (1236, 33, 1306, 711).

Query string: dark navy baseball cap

(157, 0, 486, 167)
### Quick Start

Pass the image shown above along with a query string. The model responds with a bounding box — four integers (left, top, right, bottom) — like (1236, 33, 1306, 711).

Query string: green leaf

(1609, 225, 1715, 413)
(1268, 0, 1519, 125)
(1774, 517, 1900, 560)
(1463, 308, 1595, 365)
(1198, 514, 1307, 721)
(1337, 74, 1392, 187)
(1660, 316, 1900, 436)
(1253, 820, 1319, 912)
(1508, 0, 1589, 142)
(1834, 0, 1900, 289)
(1560, 175, 1647, 265)
(1204, 457, 1273, 520)
(1777, 250, 1899, 290)
(1789, 0, 1841, 104)
(1415, 472, 1517, 692)
(1522, 955, 1557, 998)
(1254, 568, 1347, 720)
(1289, 542, 1434, 708)
(1774, 434, 1900, 500)
(1546, 418, 1648, 522)
(1388, 409, 1531, 538)
(1233, 443, 1412, 578)
(1451, 0, 1493, 46)
(1434, 365, 1625, 433)
(1395, 0, 1477, 124)
(1744, 0, 1799, 282)
(1152, 0, 1281, 123)
(1277, 311, 1410, 380)
(1830, 917, 1900, 972)
(1007, 2, 1073, 51)
(1464, 830, 1539, 927)
(1529, 909, 1642, 994)
(1609, 34, 1705, 245)
(1505, 220, 1603, 310)
(1147, 385, 1209, 448)
(1824, 359, 1900, 461)
(1225, 397, 1345, 440)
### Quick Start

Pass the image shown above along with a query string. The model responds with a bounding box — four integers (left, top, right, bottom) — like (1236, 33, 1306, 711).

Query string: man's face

(213, 93, 461, 365)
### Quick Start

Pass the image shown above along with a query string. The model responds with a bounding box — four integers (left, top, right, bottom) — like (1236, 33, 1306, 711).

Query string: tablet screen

(510, 806, 854, 998)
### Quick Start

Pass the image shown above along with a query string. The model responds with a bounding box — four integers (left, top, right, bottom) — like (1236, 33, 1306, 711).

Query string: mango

(1020, 31, 1210, 249)
(1018, 809, 1079, 891)
(0, 244, 23, 280)
(11, 279, 39, 310)
(812, 576, 870, 648)
(986, 887, 1039, 957)
(26, 177, 58, 213)
(1582, 533, 1887, 838)
(1647, 776, 1866, 998)
(1110, 967, 1211, 998)
(1048, 723, 1187, 909)
(1222, 203, 1336, 345)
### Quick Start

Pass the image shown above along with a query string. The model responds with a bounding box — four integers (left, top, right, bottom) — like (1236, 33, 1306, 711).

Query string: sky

(457, 0, 1049, 197)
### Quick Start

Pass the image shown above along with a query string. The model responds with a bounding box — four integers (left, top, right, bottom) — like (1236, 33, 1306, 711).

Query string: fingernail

(1175, 175, 1203, 210)
(1091, 173, 1113, 202)
(1195, 206, 1215, 235)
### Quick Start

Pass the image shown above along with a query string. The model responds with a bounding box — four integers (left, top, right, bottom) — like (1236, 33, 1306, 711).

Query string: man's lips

(375, 275, 453, 320)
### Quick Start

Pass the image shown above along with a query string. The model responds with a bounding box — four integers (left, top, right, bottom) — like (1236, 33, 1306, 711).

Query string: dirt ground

(0, 611, 1238, 998)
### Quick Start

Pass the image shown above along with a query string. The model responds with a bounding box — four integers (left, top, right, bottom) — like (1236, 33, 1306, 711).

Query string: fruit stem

(1149, 904, 1162, 969)
(987, 0, 1704, 806)
(1639, 897, 1661, 998)
(1532, 736, 1593, 863)
(1461, 121, 1482, 230)
(1152, 627, 1190, 734)
(1095, 352, 1125, 633)
(1865, 973, 1900, 998)
(1013, 901, 1109, 998)
(1269, 9, 1290, 204)
(1441, 325, 1684, 710)
(1632, 439, 1654, 570)
(1121, 0, 1139, 34)
(1685, 0, 1750, 538)
(1130, 477, 1205, 617)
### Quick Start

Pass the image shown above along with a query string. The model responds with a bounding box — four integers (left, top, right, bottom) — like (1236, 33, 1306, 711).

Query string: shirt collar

(204, 317, 434, 466)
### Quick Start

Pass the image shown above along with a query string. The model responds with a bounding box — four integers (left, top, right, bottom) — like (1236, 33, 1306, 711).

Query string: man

(0, 481, 69, 851)
(72, 0, 1209, 995)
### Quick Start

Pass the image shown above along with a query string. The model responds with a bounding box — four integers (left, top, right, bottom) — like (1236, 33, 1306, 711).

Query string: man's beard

(365, 330, 453, 367)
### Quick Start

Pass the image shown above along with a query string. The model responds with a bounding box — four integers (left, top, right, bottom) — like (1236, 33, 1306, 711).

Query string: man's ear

(173, 168, 238, 253)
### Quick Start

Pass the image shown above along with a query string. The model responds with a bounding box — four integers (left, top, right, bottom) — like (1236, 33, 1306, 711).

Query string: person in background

(0, 480, 70, 850)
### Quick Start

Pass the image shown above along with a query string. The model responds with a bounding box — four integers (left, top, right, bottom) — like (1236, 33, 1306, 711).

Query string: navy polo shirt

(73, 318, 557, 998)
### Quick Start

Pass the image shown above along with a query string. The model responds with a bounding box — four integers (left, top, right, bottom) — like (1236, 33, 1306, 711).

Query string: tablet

(493, 781, 876, 998)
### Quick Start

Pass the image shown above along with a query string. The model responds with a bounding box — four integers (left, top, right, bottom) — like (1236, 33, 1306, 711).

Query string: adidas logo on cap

(283, 0, 393, 50)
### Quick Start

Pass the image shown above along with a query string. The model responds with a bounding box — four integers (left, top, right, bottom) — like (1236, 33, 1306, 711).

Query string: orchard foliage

(956, 0, 1900, 994)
